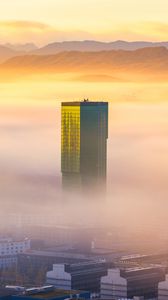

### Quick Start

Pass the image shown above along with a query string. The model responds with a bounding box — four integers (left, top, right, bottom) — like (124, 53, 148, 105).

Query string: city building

(18, 250, 91, 284)
(0, 238, 30, 256)
(61, 100, 108, 192)
(100, 266, 165, 299)
(158, 274, 168, 300)
(0, 256, 17, 270)
(0, 238, 30, 270)
(46, 261, 109, 293)
(118, 253, 168, 268)
(16, 246, 116, 288)
(18, 249, 91, 271)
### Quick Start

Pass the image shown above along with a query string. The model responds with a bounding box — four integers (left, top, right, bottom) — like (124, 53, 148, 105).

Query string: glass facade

(61, 101, 108, 191)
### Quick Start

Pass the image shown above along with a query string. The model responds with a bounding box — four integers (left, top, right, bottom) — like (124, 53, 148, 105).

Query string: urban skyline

(1, 0, 168, 298)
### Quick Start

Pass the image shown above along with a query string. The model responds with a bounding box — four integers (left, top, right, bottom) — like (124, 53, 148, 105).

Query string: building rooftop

(125, 266, 163, 273)
(121, 252, 168, 261)
(62, 99, 108, 106)
(0, 238, 29, 244)
(121, 254, 149, 260)
(19, 250, 91, 261)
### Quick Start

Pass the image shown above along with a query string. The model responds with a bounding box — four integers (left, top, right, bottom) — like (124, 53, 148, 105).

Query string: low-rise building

(46, 261, 109, 293)
(18, 250, 92, 285)
(18, 250, 90, 274)
(158, 274, 168, 300)
(0, 238, 30, 270)
(0, 256, 17, 270)
(0, 238, 30, 257)
(100, 266, 165, 300)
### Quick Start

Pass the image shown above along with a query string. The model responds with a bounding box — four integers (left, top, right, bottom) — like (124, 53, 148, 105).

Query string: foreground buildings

(100, 266, 165, 299)
(61, 100, 108, 192)
(46, 261, 109, 293)
(1, 237, 168, 299)
(158, 274, 168, 300)
(46, 263, 168, 299)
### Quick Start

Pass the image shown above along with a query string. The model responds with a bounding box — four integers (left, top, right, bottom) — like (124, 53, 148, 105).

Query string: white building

(158, 274, 168, 300)
(101, 268, 127, 299)
(46, 264, 71, 290)
(101, 267, 164, 300)
(0, 238, 30, 270)
(46, 261, 108, 293)
(0, 238, 30, 256)
(0, 256, 17, 269)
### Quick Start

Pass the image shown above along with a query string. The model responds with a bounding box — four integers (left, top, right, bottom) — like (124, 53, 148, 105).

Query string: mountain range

(1, 40, 168, 63)
(4, 43, 38, 52)
(0, 45, 23, 63)
(1, 46, 168, 82)
(32, 40, 168, 55)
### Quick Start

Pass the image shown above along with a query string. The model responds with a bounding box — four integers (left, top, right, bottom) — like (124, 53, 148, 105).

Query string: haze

(1, 79, 168, 249)
(1, 0, 168, 44)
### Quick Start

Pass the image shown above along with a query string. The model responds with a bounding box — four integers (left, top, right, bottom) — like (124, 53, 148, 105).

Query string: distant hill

(1, 40, 168, 64)
(4, 43, 38, 52)
(0, 45, 24, 63)
(33, 40, 168, 55)
(1, 47, 168, 81)
(2, 46, 168, 70)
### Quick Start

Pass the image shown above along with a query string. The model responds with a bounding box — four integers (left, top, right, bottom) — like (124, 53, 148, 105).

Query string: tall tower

(61, 100, 108, 192)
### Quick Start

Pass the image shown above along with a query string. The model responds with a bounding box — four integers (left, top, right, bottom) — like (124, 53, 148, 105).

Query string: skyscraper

(61, 100, 108, 192)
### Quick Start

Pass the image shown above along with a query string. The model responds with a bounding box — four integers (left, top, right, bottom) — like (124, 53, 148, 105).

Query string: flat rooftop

(121, 253, 168, 261)
(125, 266, 162, 272)
(62, 100, 108, 106)
(19, 250, 91, 261)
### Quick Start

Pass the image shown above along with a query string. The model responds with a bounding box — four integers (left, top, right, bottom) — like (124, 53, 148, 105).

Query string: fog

(0, 80, 168, 252)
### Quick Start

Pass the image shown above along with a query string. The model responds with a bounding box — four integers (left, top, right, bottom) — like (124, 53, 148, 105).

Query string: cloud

(104, 21, 168, 41)
(139, 21, 168, 39)
(0, 19, 168, 45)
(0, 20, 50, 31)
(0, 20, 93, 45)
(0, 20, 53, 45)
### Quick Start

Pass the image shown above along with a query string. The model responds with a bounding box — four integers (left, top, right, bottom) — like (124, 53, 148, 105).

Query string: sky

(0, 0, 168, 45)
